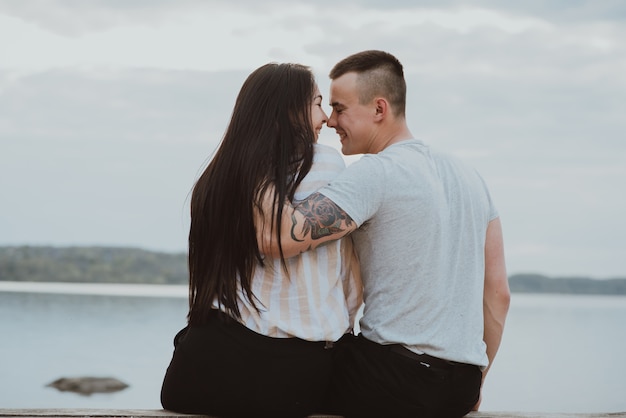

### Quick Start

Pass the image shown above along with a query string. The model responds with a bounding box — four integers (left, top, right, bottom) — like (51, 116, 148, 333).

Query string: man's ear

(374, 98, 388, 120)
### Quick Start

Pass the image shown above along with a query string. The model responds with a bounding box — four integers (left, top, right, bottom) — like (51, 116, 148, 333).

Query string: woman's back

(232, 144, 362, 341)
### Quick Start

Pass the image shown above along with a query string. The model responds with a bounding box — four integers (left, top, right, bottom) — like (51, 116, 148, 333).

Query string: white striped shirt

(230, 144, 362, 341)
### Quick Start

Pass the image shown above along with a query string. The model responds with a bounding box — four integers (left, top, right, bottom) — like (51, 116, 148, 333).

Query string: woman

(160, 63, 362, 418)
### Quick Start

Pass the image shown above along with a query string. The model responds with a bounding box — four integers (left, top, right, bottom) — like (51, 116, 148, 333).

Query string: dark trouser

(160, 311, 334, 418)
(328, 334, 482, 418)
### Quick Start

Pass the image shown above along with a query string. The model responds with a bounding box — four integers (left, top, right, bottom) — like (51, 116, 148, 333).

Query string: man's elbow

(494, 274, 511, 314)
(260, 243, 283, 259)
(258, 234, 304, 260)
(258, 236, 282, 259)
(499, 285, 511, 315)
(257, 226, 280, 258)
(484, 269, 511, 316)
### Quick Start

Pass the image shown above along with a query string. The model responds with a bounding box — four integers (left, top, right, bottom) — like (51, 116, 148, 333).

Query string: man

(258, 50, 510, 418)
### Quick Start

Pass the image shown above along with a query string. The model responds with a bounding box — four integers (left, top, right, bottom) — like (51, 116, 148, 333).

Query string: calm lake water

(0, 282, 625, 413)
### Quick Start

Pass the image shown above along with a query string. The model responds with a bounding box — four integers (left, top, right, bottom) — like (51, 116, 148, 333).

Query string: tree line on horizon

(0, 245, 186, 285)
(0, 245, 625, 295)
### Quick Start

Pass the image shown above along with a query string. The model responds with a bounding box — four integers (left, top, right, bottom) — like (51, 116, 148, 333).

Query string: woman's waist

(217, 299, 353, 342)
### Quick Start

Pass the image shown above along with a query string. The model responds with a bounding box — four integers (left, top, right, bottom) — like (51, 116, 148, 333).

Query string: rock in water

(46, 377, 129, 395)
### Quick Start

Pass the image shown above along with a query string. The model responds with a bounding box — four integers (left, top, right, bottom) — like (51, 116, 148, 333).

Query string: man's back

(320, 138, 498, 366)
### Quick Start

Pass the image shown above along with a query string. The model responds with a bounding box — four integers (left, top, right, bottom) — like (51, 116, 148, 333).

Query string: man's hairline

(329, 70, 376, 108)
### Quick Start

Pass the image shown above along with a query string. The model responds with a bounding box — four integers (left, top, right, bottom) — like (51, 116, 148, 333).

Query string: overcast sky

(1, 0, 625, 278)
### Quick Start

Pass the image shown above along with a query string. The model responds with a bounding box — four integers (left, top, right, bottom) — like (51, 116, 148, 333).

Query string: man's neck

(371, 125, 414, 154)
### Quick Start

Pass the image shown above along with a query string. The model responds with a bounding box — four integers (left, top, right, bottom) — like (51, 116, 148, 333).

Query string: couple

(160, 50, 511, 418)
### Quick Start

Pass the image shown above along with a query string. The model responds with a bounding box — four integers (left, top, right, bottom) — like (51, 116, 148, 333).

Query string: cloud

(0, 0, 212, 37)
(322, 9, 626, 277)
(0, 68, 250, 252)
(0, 68, 246, 142)
(1, 0, 625, 276)
(2, 0, 625, 40)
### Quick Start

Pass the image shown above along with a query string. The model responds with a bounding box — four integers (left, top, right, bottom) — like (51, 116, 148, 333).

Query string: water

(0, 282, 625, 413)
(481, 293, 626, 413)
(0, 282, 188, 409)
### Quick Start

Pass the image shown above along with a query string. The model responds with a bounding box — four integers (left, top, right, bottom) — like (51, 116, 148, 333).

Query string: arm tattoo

(290, 192, 353, 242)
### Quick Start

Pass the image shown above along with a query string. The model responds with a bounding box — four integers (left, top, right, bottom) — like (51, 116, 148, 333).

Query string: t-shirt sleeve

(475, 169, 499, 222)
(318, 154, 386, 227)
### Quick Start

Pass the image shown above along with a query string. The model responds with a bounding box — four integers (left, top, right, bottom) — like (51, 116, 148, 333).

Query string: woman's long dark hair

(187, 63, 317, 325)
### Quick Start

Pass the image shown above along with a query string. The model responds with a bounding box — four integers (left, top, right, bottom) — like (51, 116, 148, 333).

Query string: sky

(1, 0, 625, 279)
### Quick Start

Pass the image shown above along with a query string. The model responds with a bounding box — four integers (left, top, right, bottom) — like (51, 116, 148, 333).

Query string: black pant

(160, 311, 334, 418)
(328, 334, 482, 418)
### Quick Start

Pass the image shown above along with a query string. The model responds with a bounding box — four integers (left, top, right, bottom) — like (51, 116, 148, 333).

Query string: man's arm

(256, 191, 357, 259)
(474, 217, 511, 410)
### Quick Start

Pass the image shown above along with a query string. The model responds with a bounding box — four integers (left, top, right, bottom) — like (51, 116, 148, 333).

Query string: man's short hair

(330, 50, 406, 117)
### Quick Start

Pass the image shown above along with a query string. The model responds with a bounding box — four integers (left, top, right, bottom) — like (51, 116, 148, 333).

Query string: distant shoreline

(1, 245, 625, 295)
(508, 273, 626, 295)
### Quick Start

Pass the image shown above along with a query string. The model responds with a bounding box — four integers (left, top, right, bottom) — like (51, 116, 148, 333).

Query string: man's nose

(327, 111, 337, 128)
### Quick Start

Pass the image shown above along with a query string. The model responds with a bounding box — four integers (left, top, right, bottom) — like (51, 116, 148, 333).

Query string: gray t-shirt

(320, 139, 498, 367)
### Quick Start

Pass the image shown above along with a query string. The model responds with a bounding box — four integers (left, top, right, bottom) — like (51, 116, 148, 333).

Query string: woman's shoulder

(314, 143, 342, 157)
(313, 143, 345, 167)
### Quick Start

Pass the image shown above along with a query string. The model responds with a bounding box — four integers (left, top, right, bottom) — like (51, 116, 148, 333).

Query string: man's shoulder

(430, 149, 480, 175)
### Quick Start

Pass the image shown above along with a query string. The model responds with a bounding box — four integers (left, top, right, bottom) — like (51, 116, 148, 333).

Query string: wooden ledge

(0, 409, 624, 418)
(0, 411, 203, 418)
